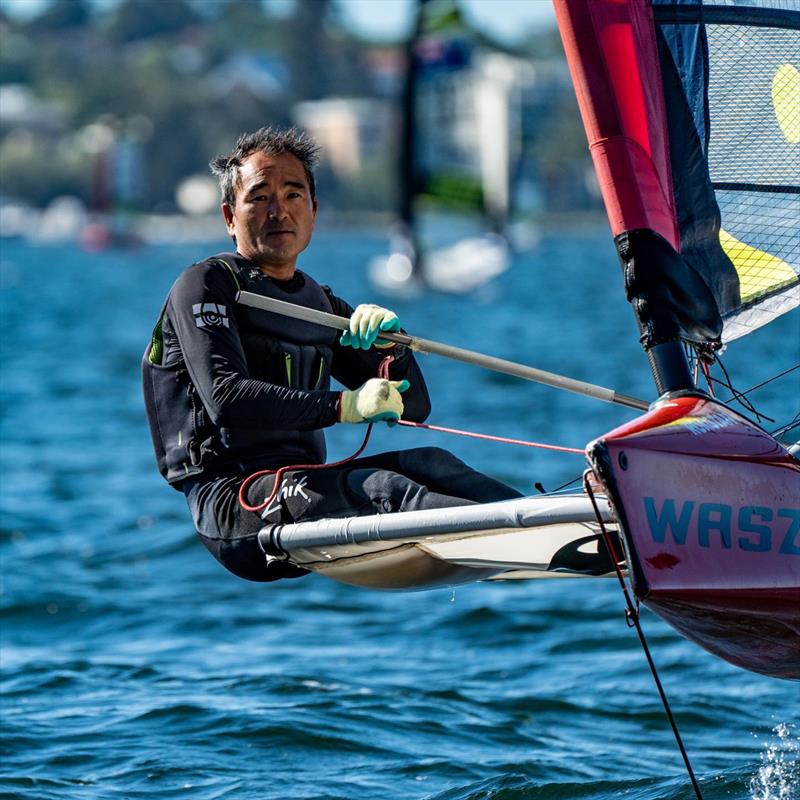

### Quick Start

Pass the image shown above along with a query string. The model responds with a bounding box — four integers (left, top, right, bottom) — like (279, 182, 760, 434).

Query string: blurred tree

(0, 0, 585, 217)
(286, 0, 331, 100)
(209, 0, 282, 58)
(0, 132, 90, 206)
(104, 0, 200, 43)
(27, 0, 91, 31)
(0, 21, 33, 84)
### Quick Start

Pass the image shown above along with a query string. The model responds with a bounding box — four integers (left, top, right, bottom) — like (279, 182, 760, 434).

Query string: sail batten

(653, 4, 800, 29)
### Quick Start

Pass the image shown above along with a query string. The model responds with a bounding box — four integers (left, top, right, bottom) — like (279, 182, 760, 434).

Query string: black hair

(209, 126, 320, 207)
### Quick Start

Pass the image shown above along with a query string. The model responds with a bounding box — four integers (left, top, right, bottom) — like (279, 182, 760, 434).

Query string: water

(2, 229, 799, 800)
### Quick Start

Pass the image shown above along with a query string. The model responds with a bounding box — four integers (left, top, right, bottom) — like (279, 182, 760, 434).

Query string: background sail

(411, 0, 514, 233)
(654, 0, 800, 342)
(371, 0, 522, 294)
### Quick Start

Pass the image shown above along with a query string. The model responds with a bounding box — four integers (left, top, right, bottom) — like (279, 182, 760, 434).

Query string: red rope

(238, 354, 396, 514)
(237, 425, 375, 513)
(238, 352, 583, 514)
(701, 359, 715, 396)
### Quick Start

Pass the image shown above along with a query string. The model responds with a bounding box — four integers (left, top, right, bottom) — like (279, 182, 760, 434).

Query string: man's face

(222, 150, 317, 276)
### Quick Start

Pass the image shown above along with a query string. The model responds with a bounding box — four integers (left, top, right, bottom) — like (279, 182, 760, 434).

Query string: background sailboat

(369, 0, 532, 295)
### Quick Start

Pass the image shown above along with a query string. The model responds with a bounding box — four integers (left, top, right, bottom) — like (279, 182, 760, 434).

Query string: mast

(397, 0, 426, 275)
(553, 0, 707, 395)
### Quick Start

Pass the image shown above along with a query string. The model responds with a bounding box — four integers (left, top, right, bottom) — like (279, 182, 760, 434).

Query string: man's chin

(246, 248, 298, 274)
(255, 244, 293, 262)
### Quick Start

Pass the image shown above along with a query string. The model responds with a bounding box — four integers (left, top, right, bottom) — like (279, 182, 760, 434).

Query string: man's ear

(221, 202, 235, 232)
(312, 197, 319, 216)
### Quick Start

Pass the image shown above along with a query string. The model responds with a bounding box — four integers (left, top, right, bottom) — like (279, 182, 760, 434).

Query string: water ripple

(1, 238, 798, 800)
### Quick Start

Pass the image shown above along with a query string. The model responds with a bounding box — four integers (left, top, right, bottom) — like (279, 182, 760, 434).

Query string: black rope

(773, 410, 800, 440)
(583, 471, 704, 800)
(689, 345, 775, 422)
(716, 356, 771, 420)
(692, 349, 800, 435)
(550, 474, 584, 493)
(724, 362, 800, 405)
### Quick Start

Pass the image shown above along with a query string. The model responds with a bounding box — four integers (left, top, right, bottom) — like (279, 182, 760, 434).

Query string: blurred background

(0, 0, 600, 248)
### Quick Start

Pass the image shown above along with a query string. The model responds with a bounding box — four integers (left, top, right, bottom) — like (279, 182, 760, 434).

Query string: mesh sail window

(655, 2, 800, 342)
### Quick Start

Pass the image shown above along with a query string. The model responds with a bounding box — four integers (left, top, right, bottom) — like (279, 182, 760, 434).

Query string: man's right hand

(338, 378, 409, 424)
(340, 304, 400, 350)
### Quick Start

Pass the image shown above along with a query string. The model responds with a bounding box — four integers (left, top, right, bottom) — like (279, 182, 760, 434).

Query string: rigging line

(700, 360, 715, 397)
(236, 291, 650, 411)
(582, 472, 704, 800)
(722, 362, 800, 405)
(550, 473, 584, 493)
(714, 356, 771, 421)
(772, 411, 800, 439)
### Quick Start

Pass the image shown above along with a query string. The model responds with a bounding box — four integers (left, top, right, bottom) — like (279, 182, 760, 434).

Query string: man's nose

(267, 199, 287, 220)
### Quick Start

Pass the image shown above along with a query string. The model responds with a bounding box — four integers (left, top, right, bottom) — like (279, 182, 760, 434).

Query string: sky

(338, 0, 557, 42)
(1, 0, 558, 43)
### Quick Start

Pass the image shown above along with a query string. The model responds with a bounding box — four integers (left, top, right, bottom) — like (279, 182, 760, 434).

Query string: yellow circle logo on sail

(771, 64, 800, 143)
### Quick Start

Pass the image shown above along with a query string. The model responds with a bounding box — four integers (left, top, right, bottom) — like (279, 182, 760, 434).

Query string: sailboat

(240, 0, 799, 682)
(368, 0, 522, 295)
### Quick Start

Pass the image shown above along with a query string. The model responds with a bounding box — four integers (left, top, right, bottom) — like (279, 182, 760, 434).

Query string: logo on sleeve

(193, 303, 228, 328)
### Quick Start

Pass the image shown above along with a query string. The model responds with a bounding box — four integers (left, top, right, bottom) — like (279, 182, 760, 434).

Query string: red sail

(553, 0, 678, 248)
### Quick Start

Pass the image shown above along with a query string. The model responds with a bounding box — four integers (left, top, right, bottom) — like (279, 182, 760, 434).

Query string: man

(143, 126, 521, 582)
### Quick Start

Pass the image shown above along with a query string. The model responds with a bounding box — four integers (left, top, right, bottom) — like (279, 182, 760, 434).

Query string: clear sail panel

(706, 21, 800, 340)
(655, 1, 800, 343)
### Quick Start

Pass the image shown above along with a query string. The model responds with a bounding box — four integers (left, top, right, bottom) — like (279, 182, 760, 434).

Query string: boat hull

(589, 395, 800, 680)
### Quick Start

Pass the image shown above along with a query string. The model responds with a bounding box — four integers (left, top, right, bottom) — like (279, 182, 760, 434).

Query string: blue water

(1, 229, 798, 800)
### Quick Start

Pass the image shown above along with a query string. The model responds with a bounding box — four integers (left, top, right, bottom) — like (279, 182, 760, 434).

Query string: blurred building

(293, 97, 394, 179)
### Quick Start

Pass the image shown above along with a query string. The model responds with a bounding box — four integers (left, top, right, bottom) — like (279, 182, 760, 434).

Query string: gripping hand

(340, 304, 400, 350)
(339, 378, 410, 424)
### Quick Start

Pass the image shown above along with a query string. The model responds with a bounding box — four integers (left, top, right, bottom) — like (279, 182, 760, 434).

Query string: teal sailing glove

(338, 378, 410, 424)
(340, 304, 400, 350)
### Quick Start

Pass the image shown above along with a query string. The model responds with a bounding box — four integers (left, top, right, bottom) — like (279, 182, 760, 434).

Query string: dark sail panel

(371, 0, 515, 293)
(412, 0, 508, 227)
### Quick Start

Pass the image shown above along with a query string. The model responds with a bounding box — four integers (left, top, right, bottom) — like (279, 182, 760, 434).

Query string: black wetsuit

(143, 253, 521, 581)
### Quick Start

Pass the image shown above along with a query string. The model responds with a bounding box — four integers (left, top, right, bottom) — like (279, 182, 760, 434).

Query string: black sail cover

(654, 0, 799, 343)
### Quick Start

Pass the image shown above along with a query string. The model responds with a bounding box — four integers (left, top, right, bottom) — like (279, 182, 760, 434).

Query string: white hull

(259, 494, 621, 590)
(368, 233, 510, 297)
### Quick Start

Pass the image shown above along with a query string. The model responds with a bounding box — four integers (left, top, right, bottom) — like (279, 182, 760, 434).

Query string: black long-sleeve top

(143, 253, 431, 485)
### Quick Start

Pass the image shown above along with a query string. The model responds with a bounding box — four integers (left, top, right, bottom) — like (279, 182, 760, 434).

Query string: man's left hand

(340, 304, 400, 350)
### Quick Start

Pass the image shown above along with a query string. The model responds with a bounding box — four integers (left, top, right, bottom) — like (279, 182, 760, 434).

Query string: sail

(554, 0, 799, 347)
(556, 0, 800, 680)
(410, 0, 512, 233)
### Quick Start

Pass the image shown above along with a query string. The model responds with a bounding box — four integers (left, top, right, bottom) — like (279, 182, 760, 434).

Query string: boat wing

(259, 494, 621, 590)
